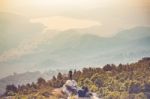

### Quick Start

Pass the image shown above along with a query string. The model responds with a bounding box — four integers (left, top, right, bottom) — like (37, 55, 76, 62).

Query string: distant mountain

(3, 26, 149, 69)
(115, 27, 150, 40)
(29, 26, 150, 68)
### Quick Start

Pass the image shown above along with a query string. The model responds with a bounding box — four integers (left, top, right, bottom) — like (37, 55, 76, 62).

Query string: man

(62, 70, 78, 98)
(78, 86, 91, 98)
(62, 71, 99, 99)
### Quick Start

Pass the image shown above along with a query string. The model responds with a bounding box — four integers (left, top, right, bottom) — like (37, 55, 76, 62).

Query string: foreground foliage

(1, 57, 150, 99)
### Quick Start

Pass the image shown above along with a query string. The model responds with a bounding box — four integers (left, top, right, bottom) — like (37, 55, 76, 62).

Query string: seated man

(78, 86, 92, 98)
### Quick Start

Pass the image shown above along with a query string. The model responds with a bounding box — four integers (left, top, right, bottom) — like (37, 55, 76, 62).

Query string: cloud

(30, 16, 101, 31)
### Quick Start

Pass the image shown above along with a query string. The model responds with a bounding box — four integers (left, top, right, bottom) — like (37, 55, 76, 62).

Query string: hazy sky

(0, 0, 150, 78)
(1, 0, 150, 36)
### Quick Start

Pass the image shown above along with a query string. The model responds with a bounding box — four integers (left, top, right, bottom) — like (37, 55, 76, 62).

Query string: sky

(1, 0, 150, 36)
(0, 0, 150, 78)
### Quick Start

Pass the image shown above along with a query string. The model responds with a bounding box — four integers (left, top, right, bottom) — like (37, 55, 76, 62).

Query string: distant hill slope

(0, 71, 41, 94)
(0, 26, 150, 77)
(0, 70, 67, 95)
(25, 26, 150, 69)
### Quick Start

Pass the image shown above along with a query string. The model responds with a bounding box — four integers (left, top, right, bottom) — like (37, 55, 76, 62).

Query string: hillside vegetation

(1, 57, 150, 99)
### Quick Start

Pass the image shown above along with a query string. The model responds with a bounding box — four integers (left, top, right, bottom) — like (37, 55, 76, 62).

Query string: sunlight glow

(31, 16, 101, 31)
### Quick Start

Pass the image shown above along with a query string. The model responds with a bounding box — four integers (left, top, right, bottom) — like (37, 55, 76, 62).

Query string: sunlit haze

(0, 0, 150, 78)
